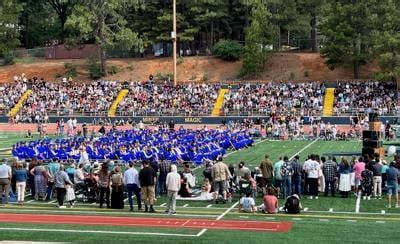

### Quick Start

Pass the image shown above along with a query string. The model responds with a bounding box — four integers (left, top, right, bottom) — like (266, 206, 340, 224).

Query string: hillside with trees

(0, 0, 399, 81)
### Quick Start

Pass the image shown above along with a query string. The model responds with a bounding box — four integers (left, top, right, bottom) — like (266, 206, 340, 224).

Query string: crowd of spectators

(117, 82, 220, 116)
(0, 83, 27, 115)
(221, 82, 324, 117)
(333, 81, 397, 115)
(16, 80, 121, 123)
(0, 78, 398, 119)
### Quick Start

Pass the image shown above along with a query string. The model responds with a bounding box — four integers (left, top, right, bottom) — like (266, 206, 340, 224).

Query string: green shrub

(177, 56, 184, 65)
(155, 72, 173, 81)
(87, 58, 103, 79)
(189, 73, 197, 81)
(202, 72, 209, 82)
(212, 40, 242, 61)
(304, 70, 309, 78)
(64, 63, 78, 77)
(109, 65, 118, 75)
(3, 51, 15, 65)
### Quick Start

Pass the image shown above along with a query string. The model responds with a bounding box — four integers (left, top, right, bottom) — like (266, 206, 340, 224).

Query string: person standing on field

(212, 156, 232, 203)
(165, 164, 180, 214)
(259, 154, 273, 193)
(139, 161, 157, 212)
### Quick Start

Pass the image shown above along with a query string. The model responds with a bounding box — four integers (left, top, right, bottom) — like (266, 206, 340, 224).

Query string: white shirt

(74, 169, 85, 183)
(123, 167, 139, 185)
(0, 163, 11, 179)
(79, 151, 90, 165)
(240, 197, 255, 212)
(166, 171, 181, 192)
(303, 160, 320, 179)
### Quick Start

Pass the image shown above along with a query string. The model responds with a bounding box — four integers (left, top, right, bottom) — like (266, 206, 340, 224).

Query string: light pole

(172, 0, 177, 86)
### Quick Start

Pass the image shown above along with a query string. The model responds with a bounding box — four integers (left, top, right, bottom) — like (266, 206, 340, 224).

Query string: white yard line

(0, 227, 200, 237)
(306, 209, 400, 216)
(206, 204, 212, 208)
(216, 201, 239, 220)
(0, 208, 218, 218)
(289, 139, 319, 161)
(182, 204, 189, 208)
(160, 203, 166, 207)
(355, 190, 361, 213)
(196, 228, 208, 237)
(195, 200, 240, 238)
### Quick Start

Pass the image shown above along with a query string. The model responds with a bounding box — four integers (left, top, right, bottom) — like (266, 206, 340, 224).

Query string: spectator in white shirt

(0, 159, 12, 204)
(303, 154, 320, 199)
(123, 162, 142, 211)
(165, 164, 181, 215)
(74, 164, 86, 188)
(239, 192, 256, 213)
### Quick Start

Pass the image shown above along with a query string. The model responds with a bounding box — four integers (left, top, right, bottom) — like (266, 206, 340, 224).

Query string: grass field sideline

(0, 132, 399, 243)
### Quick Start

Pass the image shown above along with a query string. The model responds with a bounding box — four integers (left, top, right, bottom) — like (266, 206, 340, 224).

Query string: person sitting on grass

(261, 187, 278, 214)
(283, 194, 302, 214)
(239, 192, 256, 213)
(386, 162, 399, 208)
(178, 177, 192, 198)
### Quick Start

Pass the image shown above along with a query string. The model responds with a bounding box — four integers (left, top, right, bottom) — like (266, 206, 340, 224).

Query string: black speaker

(362, 147, 375, 157)
(362, 130, 380, 140)
(369, 113, 379, 122)
(363, 140, 383, 148)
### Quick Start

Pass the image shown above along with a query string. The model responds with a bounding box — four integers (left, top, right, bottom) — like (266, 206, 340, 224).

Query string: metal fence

(13, 47, 48, 58)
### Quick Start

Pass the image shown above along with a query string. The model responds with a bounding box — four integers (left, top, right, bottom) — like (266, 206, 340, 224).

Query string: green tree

(0, 0, 23, 57)
(47, 0, 78, 41)
(370, 0, 400, 81)
(19, 0, 61, 48)
(65, 0, 142, 76)
(190, 0, 229, 47)
(298, 0, 326, 52)
(320, 1, 375, 79)
(241, 2, 277, 77)
(212, 40, 242, 61)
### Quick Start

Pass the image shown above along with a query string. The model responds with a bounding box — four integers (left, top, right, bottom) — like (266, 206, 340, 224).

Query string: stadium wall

(0, 116, 397, 124)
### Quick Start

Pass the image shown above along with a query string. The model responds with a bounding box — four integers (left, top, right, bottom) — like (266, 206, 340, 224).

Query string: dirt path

(0, 54, 377, 83)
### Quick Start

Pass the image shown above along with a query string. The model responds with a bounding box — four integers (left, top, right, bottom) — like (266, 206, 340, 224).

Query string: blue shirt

(15, 169, 28, 182)
(386, 167, 399, 185)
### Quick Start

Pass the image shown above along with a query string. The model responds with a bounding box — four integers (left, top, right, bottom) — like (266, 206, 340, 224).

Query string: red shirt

(263, 195, 278, 214)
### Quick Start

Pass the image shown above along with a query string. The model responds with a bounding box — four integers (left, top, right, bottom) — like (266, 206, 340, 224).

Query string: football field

(0, 132, 400, 243)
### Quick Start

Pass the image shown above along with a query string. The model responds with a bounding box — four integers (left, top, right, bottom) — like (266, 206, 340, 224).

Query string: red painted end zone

(0, 213, 292, 233)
